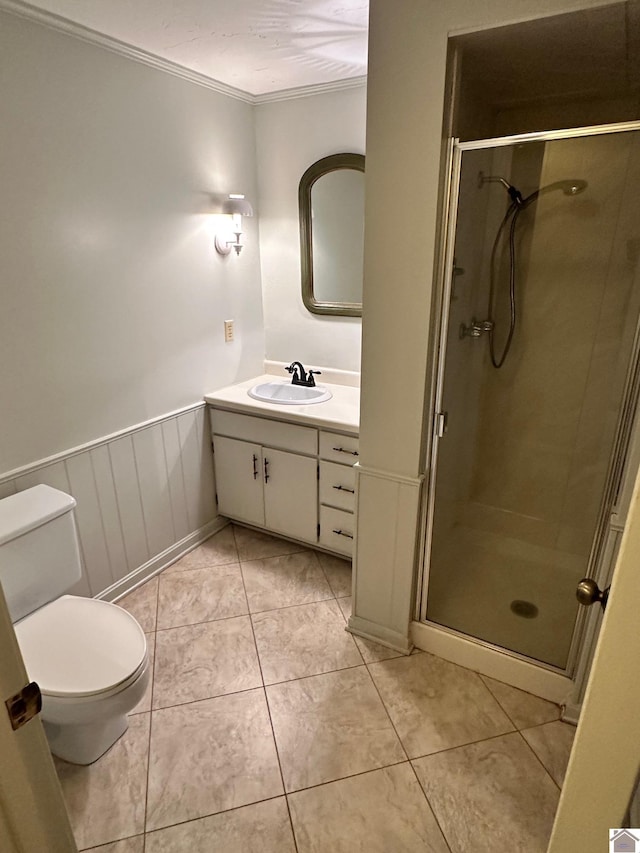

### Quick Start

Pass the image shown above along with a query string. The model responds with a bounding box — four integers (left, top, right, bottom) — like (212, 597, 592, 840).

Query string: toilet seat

(14, 595, 147, 699)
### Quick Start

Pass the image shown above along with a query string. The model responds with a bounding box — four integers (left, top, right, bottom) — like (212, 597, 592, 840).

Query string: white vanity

(204, 374, 360, 557)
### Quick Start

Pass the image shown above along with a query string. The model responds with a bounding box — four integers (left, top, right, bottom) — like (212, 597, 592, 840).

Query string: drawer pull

(332, 447, 359, 457)
(332, 528, 354, 539)
(264, 458, 270, 483)
(332, 485, 355, 494)
(252, 454, 258, 480)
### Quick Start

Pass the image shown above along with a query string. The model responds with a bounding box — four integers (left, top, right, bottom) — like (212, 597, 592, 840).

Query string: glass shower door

(424, 128, 640, 670)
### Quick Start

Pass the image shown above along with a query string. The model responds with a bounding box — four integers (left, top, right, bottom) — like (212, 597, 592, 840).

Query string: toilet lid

(14, 595, 147, 698)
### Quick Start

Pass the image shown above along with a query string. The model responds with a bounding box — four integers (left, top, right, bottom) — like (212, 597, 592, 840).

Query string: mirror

(299, 153, 365, 317)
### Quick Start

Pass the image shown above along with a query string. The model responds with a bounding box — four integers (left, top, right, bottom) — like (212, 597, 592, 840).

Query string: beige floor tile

(522, 721, 576, 786)
(146, 689, 283, 831)
(163, 526, 238, 574)
(336, 596, 352, 620)
(481, 675, 561, 729)
(130, 633, 155, 715)
(233, 525, 306, 561)
(153, 616, 262, 708)
(316, 552, 352, 597)
(145, 798, 296, 853)
(252, 599, 362, 684)
(413, 732, 560, 852)
(288, 763, 449, 853)
(55, 714, 150, 850)
(156, 564, 247, 629)
(368, 653, 514, 758)
(118, 578, 158, 633)
(356, 636, 406, 663)
(85, 837, 144, 853)
(266, 666, 405, 792)
(241, 552, 333, 613)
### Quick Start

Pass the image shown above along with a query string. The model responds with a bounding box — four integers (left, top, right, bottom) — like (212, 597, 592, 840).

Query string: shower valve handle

(459, 318, 494, 339)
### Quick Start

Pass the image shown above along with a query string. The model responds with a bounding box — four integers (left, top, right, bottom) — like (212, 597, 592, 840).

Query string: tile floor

(55, 524, 576, 852)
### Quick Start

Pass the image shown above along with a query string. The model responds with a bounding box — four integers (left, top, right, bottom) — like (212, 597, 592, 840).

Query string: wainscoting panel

(15, 460, 71, 494)
(178, 407, 216, 533)
(90, 444, 129, 588)
(133, 426, 176, 558)
(0, 481, 16, 500)
(65, 452, 114, 596)
(161, 417, 191, 542)
(0, 403, 218, 600)
(348, 464, 424, 653)
(108, 435, 150, 575)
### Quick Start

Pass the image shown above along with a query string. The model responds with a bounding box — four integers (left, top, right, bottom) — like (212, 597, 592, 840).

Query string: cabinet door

(213, 435, 264, 526)
(263, 448, 318, 544)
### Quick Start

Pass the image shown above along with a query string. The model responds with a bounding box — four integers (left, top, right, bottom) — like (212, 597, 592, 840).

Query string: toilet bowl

(0, 485, 150, 765)
(14, 594, 150, 765)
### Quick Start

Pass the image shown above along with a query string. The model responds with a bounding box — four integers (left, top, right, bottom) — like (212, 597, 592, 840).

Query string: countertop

(204, 374, 360, 435)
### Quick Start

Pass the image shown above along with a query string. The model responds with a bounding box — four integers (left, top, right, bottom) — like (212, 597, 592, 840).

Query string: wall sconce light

(215, 194, 254, 256)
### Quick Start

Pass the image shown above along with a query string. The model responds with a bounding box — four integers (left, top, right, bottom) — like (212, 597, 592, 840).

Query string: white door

(213, 436, 264, 527)
(264, 448, 318, 544)
(549, 472, 640, 851)
(0, 583, 77, 852)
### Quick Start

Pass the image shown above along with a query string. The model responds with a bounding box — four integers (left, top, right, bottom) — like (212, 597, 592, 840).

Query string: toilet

(0, 484, 150, 765)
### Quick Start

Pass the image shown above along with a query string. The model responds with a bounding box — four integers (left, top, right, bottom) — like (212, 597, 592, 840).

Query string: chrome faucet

(285, 362, 321, 387)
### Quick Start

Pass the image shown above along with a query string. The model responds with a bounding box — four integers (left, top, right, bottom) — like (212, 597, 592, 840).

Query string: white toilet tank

(0, 485, 82, 622)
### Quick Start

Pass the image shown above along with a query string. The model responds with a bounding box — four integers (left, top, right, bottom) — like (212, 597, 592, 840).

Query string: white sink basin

(248, 381, 332, 405)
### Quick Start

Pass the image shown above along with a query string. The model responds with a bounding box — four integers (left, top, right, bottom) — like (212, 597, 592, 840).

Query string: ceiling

(16, 0, 369, 97)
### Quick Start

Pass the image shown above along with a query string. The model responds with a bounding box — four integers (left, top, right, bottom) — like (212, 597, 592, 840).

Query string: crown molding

(253, 75, 368, 104)
(0, 0, 368, 105)
(0, 0, 254, 103)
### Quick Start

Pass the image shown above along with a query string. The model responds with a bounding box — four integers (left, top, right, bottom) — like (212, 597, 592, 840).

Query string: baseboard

(98, 517, 228, 603)
(347, 614, 413, 654)
(561, 703, 581, 725)
(230, 520, 352, 562)
(411, 620, 574, 705)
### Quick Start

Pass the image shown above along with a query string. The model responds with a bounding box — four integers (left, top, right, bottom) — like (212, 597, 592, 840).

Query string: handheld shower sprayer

(474, 170, 588, 368)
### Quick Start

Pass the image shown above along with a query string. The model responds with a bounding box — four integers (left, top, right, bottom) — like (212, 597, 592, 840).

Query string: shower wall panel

(468, 134, 638, 558)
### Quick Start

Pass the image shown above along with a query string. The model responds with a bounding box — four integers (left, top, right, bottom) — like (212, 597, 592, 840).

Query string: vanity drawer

(319, 461, 356, 512)
(319, 505, 355, 557)
(210, 409, 317, 456)
(319, 431, 359, 464)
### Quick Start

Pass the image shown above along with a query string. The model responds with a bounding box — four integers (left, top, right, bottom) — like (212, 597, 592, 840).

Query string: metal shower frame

(417, 120, 640, 694)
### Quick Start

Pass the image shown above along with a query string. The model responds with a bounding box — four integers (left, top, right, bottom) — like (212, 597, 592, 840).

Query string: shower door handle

(434, 412, 448, 438)
(576, 578, 610, 612)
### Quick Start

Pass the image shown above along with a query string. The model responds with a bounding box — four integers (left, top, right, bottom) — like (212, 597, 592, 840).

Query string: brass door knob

(576, 578, 610, 611)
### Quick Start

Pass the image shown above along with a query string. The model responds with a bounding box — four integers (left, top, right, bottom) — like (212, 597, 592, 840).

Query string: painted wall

(255, 86, 366, 374)
(352, 0, 625, 653)
(0, 11, 265, 475)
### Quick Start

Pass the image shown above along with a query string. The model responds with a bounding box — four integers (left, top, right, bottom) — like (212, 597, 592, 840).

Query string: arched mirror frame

(299, 152, 365, 317)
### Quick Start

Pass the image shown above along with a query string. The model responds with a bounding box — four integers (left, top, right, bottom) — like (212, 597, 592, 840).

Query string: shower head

(521, 178, 588, 208)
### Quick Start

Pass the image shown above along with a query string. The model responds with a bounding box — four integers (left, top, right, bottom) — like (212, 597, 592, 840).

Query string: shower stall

(419, 121, 640, 698)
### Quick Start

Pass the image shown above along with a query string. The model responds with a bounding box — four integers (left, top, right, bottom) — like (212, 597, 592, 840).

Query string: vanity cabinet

(209, 407, 359, 556)
(318, 431, 358, 556)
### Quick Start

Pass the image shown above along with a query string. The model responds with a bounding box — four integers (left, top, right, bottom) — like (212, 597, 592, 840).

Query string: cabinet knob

(332, 528, 354, 539)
